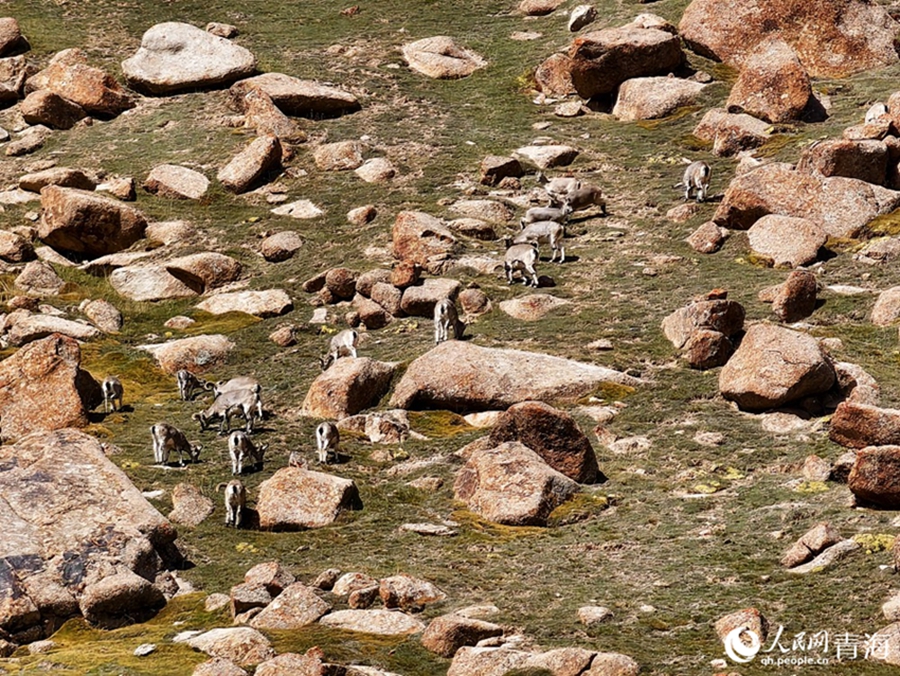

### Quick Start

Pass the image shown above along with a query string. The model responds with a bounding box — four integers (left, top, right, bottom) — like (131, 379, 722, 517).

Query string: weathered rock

(867, 622, 900, 665)
(685, 222, 727, 254)
(872, 287, 900, 326)
(499, 294, 570, 321)
(568, 25, 684, 99)
(391, 260, 421, 289)
(446, 646, 530, 676)
(5, 312, 101, 347)
(144, 165, 210, 200)
(187, 628, 274, 666)
(454, 441, 580, 526)
(489, 401, 599, 483)
(193, 657, 248, 676)
(230, 73, 360, 117)
(379, 574, 446, 612)
(534, 53, 577, 97)
(238, 89, 306, 143)
(319, 609, 426, 635)
(661, 298, 745, 349)
(390, 341, 639, 411)
(448, 200, 514, 223)
(325, 268, 357, 300)
(679, 0, 900, 78)
(260, 231, 302, 262)
(747, 215, 826, 268)
(514, 144, 579, 169)
(400, 278, 462, 317)
(781, 522, 843, 568)
(14, 260, 65, 295)
(0, 428, 178, 637)
(244, 562, 295, 597)
(369, 282, 403, 316)
(300, 357, 397, 419)
(39, 186, 147, 257)
(713, 162, 900, 236)
(0, 18, 27, 57)
(480, 156, 523, 186)
(80, 570, 166, 628)
(446, 218, 496, 241)
(5, 125, 49, 157)
(29, 48, 134, 115)
(458, 287, 492, 317)
(421, 614, 504, 658)
(138, 334, 234, 374)
(196, 290, 292, 317)
(569, 5, 598, 32)
(692, 108, 771, 157)
(255, 649, 338, 676)
(520, 0, 566, 15)
(402, 36, 486, 79)
(81, 299, 123, 333)
(356, 270, 392, 298)
(122, 22, 257, 94)
(256, 467, 362, 530)
(714, 608, 769, 651)
(218, 135, 281, 194)
(109, 265, 198, 302)
(786, 539, 859, 574)
(0, 336, 100, 439)
(726, 39, 811, 123)
(347, 205, 377, 226)
(770, 270, 817, 323)
(165, 252, 242, 292)
(830, 402, 900, 449)
(798, 139, 888, 186)
(333, 572, 379, 597)
(526, 648, 598, 676)
(718, 324, 835, 411)
(684, 330, 733, 370)
(833, 361, 880, 406)
(354, 295, 393, 330)
(20, 168, 95, 193)
(20, 90, 86, 130)
(578, 606, 613, 626)
(271, 199, 324, 220)
(612, 76, 705, 121)
(167, 483, 214, 527)
(0, 54, 26, 105)
(391, 211, 460, 274)
(96, 176, 137, 201)
(802, 454, 832, 482)
(249, 583, 330, 630)
(356, 157, 396, 183)
(314, 140, 364, 171)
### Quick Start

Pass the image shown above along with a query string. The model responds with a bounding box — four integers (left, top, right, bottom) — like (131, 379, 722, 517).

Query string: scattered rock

(872, 287, 900, 326)
(781, 522, 843, 568)
(685, 222, 727, 254)
(347, 204, 377, 225)
(109, 265, 198, 302)
(187, 627, 274, 666)
(319, 609, 426, 635)
(271, 199, 324, 219)
(726, 39, 811, 123)
(256, 467, 362, 530)
(391, 211, 460, 274)
(798, 138, 888, 186)
(300, 357, 397, 419)
(250, 583, 331, 630)
(499, 294, 570, 321)
(6, 125, 50, 157)
(238, 89, 305, 142)
(767, 270, 818, 323)
(166, 252, 242, 292)
(830, 401, 900, 449)
(20, 168, 95, 193)
(786, 539, 859, 574)
(97, 176, 137, 201)
(449, 200, 514, 223)
(5, 311, 101, 346)
(81, 298, 123, 333)
(0, 17, 28, 57)
(692, 108, 772, 157)
(534, 53, 577, 97)
(314, 140, 364, 171)
(333, 572, 379, 597)
(661, 297, 745, 349)
(400, 278, 461, 317)
(480, 156, 523, 186)
(422, 614, 504, 657)
(514, 144, 579, 169)
(714, 608, 769, 651)
(569, 5, 597, 32)
(20, 90, 86, 130)
(196, 290, 292, 317)
(402, 36, 487, 79)
(80, 570, 166, 628)
(30, 48, 134, 115)
(520, 0, 566, 15)
(218, 135, 281, 194)
(613, 76, 705, 121)
(684, 329, 733, 370)
(458, 287, 492, 317)
(802, 454, 832, 482)
(168, 483, 214, 527)
(193, 657, 248, 676)
(578, 606, 613, 625)
(356, 157, 396, 183)
(138, 334, 235, 374)
(379, 574, 446, 612)
(747, 215, 826, 268)
(144, 165, 210, 200)
(14, 260, 65, 295)
(230, 73, 360, 117)
(122, 22, 257, 94)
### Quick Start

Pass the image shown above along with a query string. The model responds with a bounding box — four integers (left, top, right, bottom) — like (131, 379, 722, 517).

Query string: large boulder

(390, 341, 640, 412)
(20, 90, 86, 130)
(122, 22, 256, 94)
(218, 135, 281, 194)
(725, 39, 811, 123)
(144, 165, 210, 200)
(391, 211, 460, 275)
(318, 609, 426, 635)
(249, 583, 331, 630)
(0, 230, 34, 263)
(400, 278, 461, 317)
(300, 357, 397, 419)
(713, 162, 900, 235)
(27, 48, 134, 115)
(379, 574, 446, 612)
(402, 36, 486, 79)
(165, 252, 242, 292)
(568, 25, 684, 99)
(5, 312, 101, 347)
(692, 108, 771, 157)
(421, 614, 504, 658)
(679, 0, 900, 78)
(848, 446, 900, 508)
(230, 73, 360, 117)
(0, 334, 101, 440)
(0, 17, 27, 57)
(256, 467, 362, 530)
(446, 647, 530, 676)
(489, 401, 600, 483)
(0, 428, 179, 639)
(830, 401, 900, 449)
(187, 628, 274, 666)
(454, 441, 580, 526)
(747, 215, 826, 268)
(109, 265, 199, 302)
(195, 290, 292, 317)
(797, 139, 889, 186)
(138, 334, 235, 374)
(20, 168, 95, 193)
(718, 324, 835, 411)
(612, 76, 705, 121)
(661, 298, 745, 350)
(39, 186, 147, 258)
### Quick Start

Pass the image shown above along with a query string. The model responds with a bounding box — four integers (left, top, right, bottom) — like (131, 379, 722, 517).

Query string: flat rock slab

(196, 290, 292, 317)
(402, 36, 486, 79)
(389, 341, 640, 412)
(514, 145, 579, 169)
(747, 215, 826, 268)
(230, 73, 360, 117)
(6, 312, 101, 346)
(187, 628, 274, 666)
(499, 294, 571, 321)
(612, 76, 706, 121)
(122, 22, 257, 94)
(144, 165, 209, 200)
(786, 539, 860, 574)
(249, 583, 331, 630)
(256, 467, 362, 530)
(270, 199, 324, 219)
(109, 265, 199, 302)
(318, 609, 426, 635)
(138, 334, 235, 374)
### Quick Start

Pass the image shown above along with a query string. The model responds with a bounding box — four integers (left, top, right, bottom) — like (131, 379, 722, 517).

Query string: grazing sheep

(866, 102, 889, 124)
(677, 161, 711, 203)
(150, 423, 201, 466)
(101, 376, 123, 413)
(214, 376, 264, 419)
(504, 241, 540, 287)
(216, 479, 246, 528)
(537, 172, 582, 205)
(316, 421, 340, 464)
(513, 220, 566, 263)
(434, 298, 464, 344)
(319, 329, 359, 371)
(520, 203, 572, 229)
(564, 184, 607, 215)
(228, 430, 269, 475)
(193, 388, 261, 435)
(176, 369, 211, 401)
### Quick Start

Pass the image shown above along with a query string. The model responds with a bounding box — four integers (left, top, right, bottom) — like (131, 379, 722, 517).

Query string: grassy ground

(3, 0, 900, 674)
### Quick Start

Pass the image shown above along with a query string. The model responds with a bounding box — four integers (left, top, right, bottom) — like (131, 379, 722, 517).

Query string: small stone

(578, 605, 613, 625)
(348, 204, 377, 225)
(313, 569, 341, 591)
(134, 643, 156, 657)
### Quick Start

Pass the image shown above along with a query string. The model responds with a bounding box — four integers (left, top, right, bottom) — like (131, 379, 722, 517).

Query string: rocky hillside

(4, 0, 900, 674)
